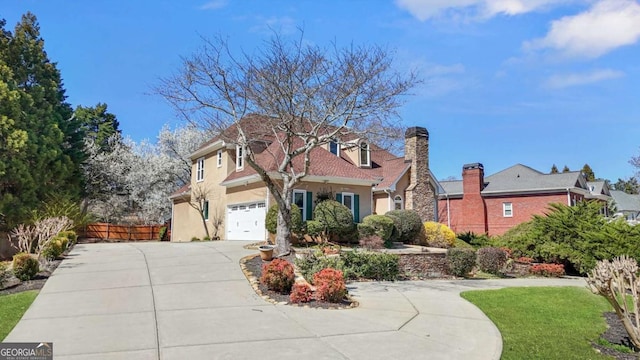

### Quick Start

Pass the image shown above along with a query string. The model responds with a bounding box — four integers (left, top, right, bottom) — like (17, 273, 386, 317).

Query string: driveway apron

(4, 242, 585, 359)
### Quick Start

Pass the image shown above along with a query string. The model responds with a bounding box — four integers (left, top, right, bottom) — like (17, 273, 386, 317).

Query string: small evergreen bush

(384, 210, 423, 244)
(58, 230, 78, 245)
(447, 248, 476, 277)
(422, 222, 456, 248)
(340, 250, 399, 281)
(313, 268, 347, 302)
(289, 283, 314, 303)
(266, 204, 303, 234)
(260, 259, 295, 293)
(457, 231, 492, 248)
(313, 200, 355, 242)
(41, 239, 64, 260)
(477, 247, 508, 275)
(12, 253, 39, 281)
(0, 262, 9, 288)
(158, 226, 168, 241)
(358, 215, 394, 246)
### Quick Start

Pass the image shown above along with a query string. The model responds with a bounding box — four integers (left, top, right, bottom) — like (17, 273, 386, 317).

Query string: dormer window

(236, 145, 244, 171)
(329, 140, 340, 156)
(359, 141, 370, 167)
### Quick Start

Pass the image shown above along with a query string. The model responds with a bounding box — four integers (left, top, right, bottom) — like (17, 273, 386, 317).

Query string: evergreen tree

(613, 177, 639, 194)
(581, 163, 596, 181)
(0, 13, 83, 228)
(562, 165, 570, 173)
(550, 164, 559, 174)
(75, 103, 121, 152)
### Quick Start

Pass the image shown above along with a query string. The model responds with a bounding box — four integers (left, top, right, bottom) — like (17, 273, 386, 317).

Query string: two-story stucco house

(169, 115, 440, 242)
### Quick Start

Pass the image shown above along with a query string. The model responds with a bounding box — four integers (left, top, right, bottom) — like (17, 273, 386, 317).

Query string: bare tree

(178, 183, 217, 239)
(11, 216, 73, 256)
(157, 32, 419, 255)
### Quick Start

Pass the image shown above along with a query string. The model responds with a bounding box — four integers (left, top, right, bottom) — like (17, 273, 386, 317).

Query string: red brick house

(438, 163, 611, 236)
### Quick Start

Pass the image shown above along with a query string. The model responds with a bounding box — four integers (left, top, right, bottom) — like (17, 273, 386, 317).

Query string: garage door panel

(227, 202, 266, 241)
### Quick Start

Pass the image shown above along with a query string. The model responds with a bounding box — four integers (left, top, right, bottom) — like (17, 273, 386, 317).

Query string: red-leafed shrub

(289, 283, 314, 303)
(313, 268, 347, 303)
(529, 263, 565, 277)
(260, 259, 295, 293)
(516, 256, 534, 264)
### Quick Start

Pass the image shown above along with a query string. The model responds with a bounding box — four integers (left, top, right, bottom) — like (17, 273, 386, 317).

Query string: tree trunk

(199, 213, 210, 239)
(275, 208, 292, 256)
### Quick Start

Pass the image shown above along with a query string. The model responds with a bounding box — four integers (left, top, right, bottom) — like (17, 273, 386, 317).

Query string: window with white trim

(196, 157, 205, 182)
(217, 150, 223, 168)
(342, 192, 354, 215)
(394, 195, 403, 210)
(503, 202, 513, 217)
(293, 190, 307, 220)
(329, 140, 340, 156)
(236, 145, 244, 170)
(359, 142, 370, 167)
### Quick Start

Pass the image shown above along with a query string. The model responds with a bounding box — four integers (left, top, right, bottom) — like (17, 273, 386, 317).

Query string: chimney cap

(463, 163, 484, 171)
(405, 126, 429, 139)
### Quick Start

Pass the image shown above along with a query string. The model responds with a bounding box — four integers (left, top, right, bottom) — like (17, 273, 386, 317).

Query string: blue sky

(4, 0, 640, 181)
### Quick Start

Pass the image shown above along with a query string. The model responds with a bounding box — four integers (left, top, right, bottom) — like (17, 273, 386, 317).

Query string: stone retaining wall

(398, 252, 452, 279)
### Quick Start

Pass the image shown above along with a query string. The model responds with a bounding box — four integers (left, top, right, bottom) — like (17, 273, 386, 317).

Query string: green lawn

(461, 287, 614, 360)
(0, 290, 38, 341)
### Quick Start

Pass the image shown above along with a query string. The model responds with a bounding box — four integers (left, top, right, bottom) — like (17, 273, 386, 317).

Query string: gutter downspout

(566, 188, 571, 206)
(446, 193, 451, 228)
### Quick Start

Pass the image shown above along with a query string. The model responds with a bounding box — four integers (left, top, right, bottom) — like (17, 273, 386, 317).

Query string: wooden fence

(79, 223, 170, 241)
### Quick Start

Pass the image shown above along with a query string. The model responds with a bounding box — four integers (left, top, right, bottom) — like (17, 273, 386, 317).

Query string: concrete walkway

(5, 242, 586, 359)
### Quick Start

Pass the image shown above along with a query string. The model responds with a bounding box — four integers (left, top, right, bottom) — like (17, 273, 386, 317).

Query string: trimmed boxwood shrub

(58, 230, 78, 245)
(447, 248, 476, 277)
(260, 259, 295, 294)
(266, 204, 303, 234)
(358, 214, 394, 247)
(12, 253, 39, 281)
(423, 221, 456, 248)
(313, 200, 356, 242)
(385, 210, 423, 244)
(340, 250, 400, 281)
(477, 247, 508, 275)
(41, 239, 64, 260)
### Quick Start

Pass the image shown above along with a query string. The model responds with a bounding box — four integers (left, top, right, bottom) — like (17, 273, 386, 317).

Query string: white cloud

(249, 16, 297, 35)
(544, 68, 624, 88)
(199, 0, 227, 10)
(395, 0, 574, 21)
(408, 61, 468, 96)
(526, 0, 640, 58)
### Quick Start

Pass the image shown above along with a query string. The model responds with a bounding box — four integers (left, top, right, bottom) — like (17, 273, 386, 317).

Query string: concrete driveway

(5, 241, 585, 359)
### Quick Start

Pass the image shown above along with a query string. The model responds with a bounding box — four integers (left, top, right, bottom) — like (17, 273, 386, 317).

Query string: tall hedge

(385, 210, 423, 244)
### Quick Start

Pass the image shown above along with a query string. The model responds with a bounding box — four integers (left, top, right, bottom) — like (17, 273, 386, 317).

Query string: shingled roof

(440, 164, 588, 196)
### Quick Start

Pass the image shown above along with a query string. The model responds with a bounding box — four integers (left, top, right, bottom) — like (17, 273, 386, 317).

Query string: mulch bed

(243, 252, 355, 309)
(594, 312, 639, 359)
(0, 258, 62, 296)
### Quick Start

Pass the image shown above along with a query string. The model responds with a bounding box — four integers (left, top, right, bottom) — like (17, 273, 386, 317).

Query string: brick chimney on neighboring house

(404, 127, 436, 221)
(461, 163, 487, 234)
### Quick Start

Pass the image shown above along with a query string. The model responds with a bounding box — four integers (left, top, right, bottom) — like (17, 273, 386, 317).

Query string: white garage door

(226, 202, 267, 241)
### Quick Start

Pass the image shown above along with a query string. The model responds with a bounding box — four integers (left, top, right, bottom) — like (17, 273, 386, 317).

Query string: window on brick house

(503, 202, 513, 217)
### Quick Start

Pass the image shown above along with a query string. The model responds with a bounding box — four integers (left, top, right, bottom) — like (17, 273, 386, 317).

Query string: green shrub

(158, 226, 168, 241)
(305, 220, 324, 238)
(457, 231, 493, 248)
(340, 250, 399, 280)
(422, 222, 456, 248)
(358, 215, 394, 244)
(0, 262, 9, 287)
(266, 204, 302, 234)
(58, 230, 78, 245)
(295, 251, 344, 283)
(313, 268, 347, 302)
(190, 237, 201, 242)
(385, 210, 423, 244)
(203, 236, 211, 241)
(41, 238, 64, 260)
(477, 247, 508, 275)
(12, 253, 39, 281)
(313, 200, 355, 242)
(495, 201, 640, 274)
(454, 238, 474, 249)
(260, 259, 295, 294)
(447, 248, 476, 277)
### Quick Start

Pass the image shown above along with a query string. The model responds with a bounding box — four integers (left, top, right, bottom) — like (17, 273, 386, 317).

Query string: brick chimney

(404, 127, 435, 221)
(461, 163, 487, 234)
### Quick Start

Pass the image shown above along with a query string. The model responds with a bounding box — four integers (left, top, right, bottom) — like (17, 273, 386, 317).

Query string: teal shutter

(354, 194, 360, 222)
(203, 200, 209, 220)
(306, 191, 313, 220)
(336, 193, 342, 203)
